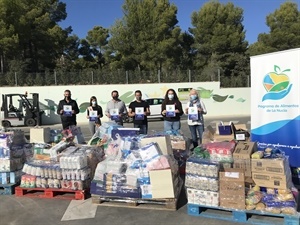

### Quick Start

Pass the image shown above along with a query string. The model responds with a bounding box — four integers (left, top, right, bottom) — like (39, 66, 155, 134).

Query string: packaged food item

(246, 204, 256, 210)
(281, 207, 297, 215)
(251, 151, 263, 159)
(265, 207, 281, 214)
(36, 177, 41, 188)
(255, 202, 266, 210)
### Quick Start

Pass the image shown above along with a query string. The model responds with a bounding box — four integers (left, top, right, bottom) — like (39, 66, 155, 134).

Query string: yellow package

(251, 151, 263, 159)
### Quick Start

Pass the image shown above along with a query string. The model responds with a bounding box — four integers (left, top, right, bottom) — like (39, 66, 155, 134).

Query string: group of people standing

(56, 88, 207, 148)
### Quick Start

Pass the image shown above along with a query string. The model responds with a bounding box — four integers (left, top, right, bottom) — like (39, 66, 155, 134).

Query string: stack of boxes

(185, 158, 220, 207)
(185, 142, 237, 208)
(91, 133, 182, 201)
(0, 131, 28, 186)
(202, 122, 249, 143)
(251, 156, 292, 190)
(20, 145, 103, 190)
(233, 142, 257, 183)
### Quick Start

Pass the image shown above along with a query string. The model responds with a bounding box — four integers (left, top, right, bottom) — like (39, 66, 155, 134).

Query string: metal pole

(54, 70, 57, 85)
(15, 72, 17, 86)
(247, 75, 250, 87)
(158, 70, 161, 83)
(218, 69, 220, 82)
(126, 71, 129, 84)
(91, 71, 94, 84)
(188, 69, 191, 82)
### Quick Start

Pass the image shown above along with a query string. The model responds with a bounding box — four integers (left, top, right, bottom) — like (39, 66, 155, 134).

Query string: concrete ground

(0, 116, 251, 225)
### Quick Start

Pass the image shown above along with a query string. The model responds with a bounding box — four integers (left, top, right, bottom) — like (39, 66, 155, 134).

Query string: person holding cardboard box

(128, 90, 150, 134)
(161, 89, 183, 132)
(105, 90, 127, 126)
(57, 90, 80, 129)
(185, 89, 207, 148)
(86, 96, 103, 135)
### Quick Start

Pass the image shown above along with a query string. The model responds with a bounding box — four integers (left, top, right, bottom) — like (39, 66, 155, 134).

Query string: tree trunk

(0, 53, 4, 74)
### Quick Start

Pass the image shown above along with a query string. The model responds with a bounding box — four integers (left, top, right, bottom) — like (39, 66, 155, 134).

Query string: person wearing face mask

(57, 89, 80, 129)
(105, 90, 127, 126)
(128, 90, 150, 134)
(86, 96, 103, 135)
(161, 88, 183, 132)
(185, 89, 207, 149)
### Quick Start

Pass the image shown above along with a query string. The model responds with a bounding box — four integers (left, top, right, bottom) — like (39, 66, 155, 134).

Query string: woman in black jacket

(86, 96, 103, 135)
(161, 89, 183, 132)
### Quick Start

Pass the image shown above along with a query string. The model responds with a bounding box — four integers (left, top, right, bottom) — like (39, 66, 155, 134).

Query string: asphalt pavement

(0, 115, 251, 225)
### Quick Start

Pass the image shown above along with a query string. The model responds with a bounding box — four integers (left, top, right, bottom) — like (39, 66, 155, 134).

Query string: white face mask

(92, 101, 96, 105)
(168, 94, 174, 100)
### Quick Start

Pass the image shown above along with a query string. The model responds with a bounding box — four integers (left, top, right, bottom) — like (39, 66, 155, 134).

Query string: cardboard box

(219, 169, 245, 210)
(252, 172, 291, 189)
(30, 127, 51, 143)
(140, 135, 172, 155)
(149, 169, 175, 198)
(232, 124, 249, 141)
(233, 142, 257, 178)
(204, 124, 249, 143)
(213, 134, 235, 142)
(171, 139, 188, 150)
(251, 158, 288, 175)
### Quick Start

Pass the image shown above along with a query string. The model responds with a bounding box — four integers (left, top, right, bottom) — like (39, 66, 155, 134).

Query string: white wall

(0, 82, 250, 125)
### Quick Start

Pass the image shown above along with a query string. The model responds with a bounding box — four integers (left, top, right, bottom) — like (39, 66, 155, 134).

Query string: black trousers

(62, 121, 77, 130)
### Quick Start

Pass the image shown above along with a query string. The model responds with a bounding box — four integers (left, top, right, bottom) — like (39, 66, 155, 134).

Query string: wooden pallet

(92, 195, 178, 211)
(15, 186, 87, 200)
(0, 183, 18, 195)
(187, 204, 300, 225)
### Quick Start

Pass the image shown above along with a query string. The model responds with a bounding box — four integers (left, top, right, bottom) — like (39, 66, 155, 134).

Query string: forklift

(0, 93, 44, 128)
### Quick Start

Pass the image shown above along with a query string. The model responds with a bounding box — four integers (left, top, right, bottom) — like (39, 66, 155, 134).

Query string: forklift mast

(31, 93, 41, 126)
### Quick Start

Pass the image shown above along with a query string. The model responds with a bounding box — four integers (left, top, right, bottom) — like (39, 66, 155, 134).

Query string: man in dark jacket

(57, 90, 80, 129)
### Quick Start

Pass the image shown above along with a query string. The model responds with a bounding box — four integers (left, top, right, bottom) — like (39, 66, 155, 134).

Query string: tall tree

(190, 1, 248, 80)
(86, 26, 109, 69)
(108, 0, 181, 71)
(0, 0, 69, 73)
(248, 2, 300, 56)
(0, 0, 21, 73)
(178, 31, 196, 70)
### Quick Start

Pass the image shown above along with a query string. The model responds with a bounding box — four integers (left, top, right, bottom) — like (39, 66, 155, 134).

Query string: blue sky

(59, 0, 296, 44)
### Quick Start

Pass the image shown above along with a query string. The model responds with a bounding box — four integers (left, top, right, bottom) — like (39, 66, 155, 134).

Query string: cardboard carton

(149, 169, 175, 198)
(252, 172, 291, 189)
(171, 139, 190, 151)
(30, 127, 51, 143)
(140, 135, 172, 155)
(251, 158, 288, 175)
(203, 124, 249, 144)
(233, 142, 257, 178)
(219, 168, 245, 210)
(231, 124, 249, 141)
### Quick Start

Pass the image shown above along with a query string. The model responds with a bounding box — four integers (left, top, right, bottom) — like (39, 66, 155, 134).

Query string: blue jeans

(189, 125, 204, 147)
(164, 120, 181, 132)
(134, 124, 148, 135)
